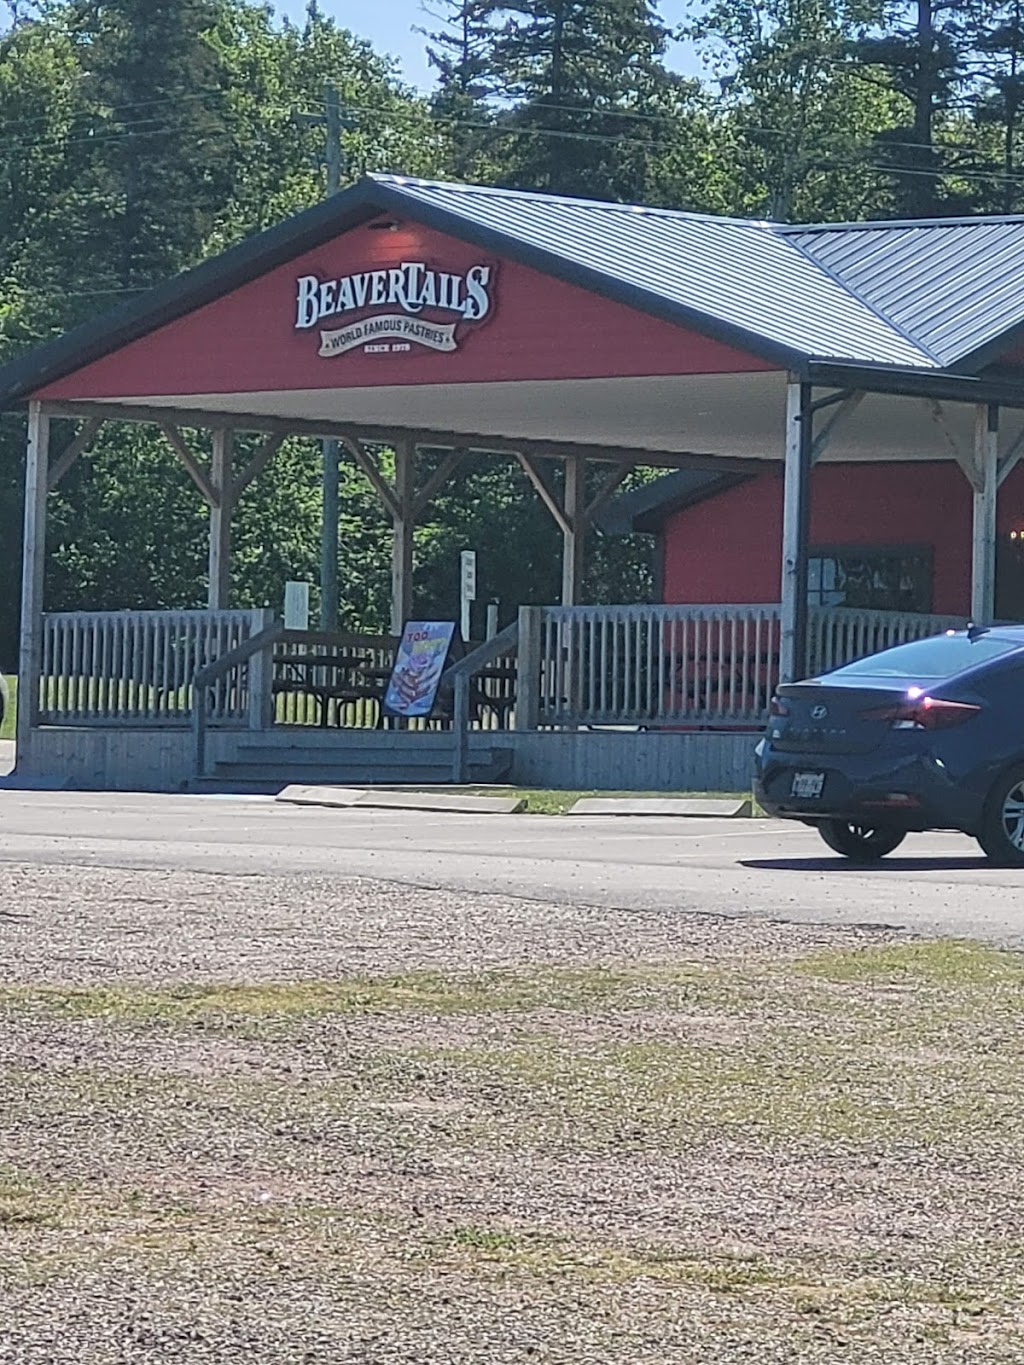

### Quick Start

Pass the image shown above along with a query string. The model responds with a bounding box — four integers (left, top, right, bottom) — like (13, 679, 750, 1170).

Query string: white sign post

(460, 551, 477, 643)
(284, 580, 311, 630)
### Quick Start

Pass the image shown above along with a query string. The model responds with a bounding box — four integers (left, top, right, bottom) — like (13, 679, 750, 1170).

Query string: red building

(630, 459, 1024, 621)
(8, 174, 1024, 791)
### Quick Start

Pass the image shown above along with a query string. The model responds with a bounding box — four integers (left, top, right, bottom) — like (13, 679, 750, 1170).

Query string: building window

(808, 546, 933, 613)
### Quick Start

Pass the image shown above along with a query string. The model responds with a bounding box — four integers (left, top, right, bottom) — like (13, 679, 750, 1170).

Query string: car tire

(978, 766, 1024, 867)
(818, 819, 907, 860)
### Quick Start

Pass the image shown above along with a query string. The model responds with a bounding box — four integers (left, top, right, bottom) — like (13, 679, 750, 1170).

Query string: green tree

(964, 0, 1024, 212)
(690, 0, 904, 220)
(421, 0, 501, 180)
(59, 0, 234, 291)
(849, 0, 974, 216)
(477, 0, 693, 202)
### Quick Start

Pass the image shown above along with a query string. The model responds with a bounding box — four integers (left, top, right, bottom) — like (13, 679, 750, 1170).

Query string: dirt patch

(1, 861, 1022, 1363)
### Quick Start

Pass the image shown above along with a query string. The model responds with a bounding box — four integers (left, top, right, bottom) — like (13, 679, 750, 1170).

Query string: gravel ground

(1, 862, 1023, 1363)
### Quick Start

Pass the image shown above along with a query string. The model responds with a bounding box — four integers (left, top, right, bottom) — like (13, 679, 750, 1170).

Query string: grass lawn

(1, 860, 1023, 1361)
(0, 674, 15, 742)
(412, 787, 753, 814)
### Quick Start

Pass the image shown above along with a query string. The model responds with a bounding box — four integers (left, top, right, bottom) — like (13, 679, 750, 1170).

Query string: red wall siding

(37, 220, 775, 401)
(662, 460, 1024, 616)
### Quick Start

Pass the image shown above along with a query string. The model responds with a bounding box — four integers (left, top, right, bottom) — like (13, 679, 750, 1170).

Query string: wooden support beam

(927, 399, 978, 488)
(47, 416, 103, 492)
(340, 433, 400, 521)
(412, 447, 466, 518)
(810, 390, 864, 464)
(780, 380, 812, 684)
(562, 454, 586, 606)
(998, 426, 1024, 489)
(518, 453, 570, 536)
(161, 424, 219, 508)
(392, 440, 415, 634)
(40, 400, 755, 474)
(19, 402, 50, 752)
(232, 432, 284, 503)
(585, 463, 631, 522)
(208, 429, 232, 610)
(972, 404, 999, 623)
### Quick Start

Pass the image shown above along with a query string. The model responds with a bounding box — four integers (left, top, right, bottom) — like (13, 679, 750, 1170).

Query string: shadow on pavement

(741, 855, 990, 873)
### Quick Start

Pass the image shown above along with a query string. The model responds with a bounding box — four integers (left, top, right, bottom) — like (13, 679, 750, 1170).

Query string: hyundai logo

(811, 704, 829, 720)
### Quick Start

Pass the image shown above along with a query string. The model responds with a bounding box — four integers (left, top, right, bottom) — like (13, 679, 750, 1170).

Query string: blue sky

(272, 1, 701, 90)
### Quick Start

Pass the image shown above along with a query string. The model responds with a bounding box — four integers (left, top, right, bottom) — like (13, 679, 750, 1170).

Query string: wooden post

(780, 379, 812, 683)
(17, 402, 50, 755)
(208, 429, 232, 610)
(247, 607, 277, 731)
(561, 454, 586, 606)
(972, 404, 999, 623)
(516, 605, 543, 731)
(391, 440, 415, 634)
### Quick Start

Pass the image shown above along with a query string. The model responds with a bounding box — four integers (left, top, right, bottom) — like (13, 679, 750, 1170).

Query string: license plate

(792, 771, 825, 799)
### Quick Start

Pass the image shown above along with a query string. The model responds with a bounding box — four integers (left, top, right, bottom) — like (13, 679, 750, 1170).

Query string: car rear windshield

(828, 634, 1024, 681)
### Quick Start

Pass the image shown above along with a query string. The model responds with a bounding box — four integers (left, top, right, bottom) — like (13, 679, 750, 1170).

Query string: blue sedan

(754, 627, 1024, 864)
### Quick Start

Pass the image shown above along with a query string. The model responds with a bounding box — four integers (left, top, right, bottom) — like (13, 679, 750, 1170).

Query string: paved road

(1, 789, 1022, 943)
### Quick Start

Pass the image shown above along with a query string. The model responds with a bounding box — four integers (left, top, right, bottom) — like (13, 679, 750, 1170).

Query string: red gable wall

(37, 220, 775, 401)
(662, 461, 1024, 617)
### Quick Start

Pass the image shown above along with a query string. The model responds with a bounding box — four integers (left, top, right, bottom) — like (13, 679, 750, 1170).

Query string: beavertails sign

(295, 262, 496, 359)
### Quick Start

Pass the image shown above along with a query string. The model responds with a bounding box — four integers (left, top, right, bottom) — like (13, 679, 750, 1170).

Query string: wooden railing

(39, 609, 268, 726)
(534, 604, 782, 729)
(530, 603, 969, 730)
(444, 621, 520, 781)
(807, 606, 967, 676)
(33, 603, 971, 735)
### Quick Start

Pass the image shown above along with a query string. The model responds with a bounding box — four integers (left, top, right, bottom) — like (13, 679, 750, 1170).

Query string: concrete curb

(276, 785, 526, 815)
(568, 797, 753, 818)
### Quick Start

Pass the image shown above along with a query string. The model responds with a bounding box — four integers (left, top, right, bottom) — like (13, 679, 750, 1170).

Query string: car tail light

(860, 696, 981, 731)
(769, 697, 789, 717)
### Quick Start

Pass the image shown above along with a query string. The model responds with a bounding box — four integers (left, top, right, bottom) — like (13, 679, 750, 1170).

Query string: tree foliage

(5, 0, 1024, 665)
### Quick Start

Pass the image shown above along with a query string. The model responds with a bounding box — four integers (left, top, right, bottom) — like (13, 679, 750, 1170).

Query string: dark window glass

(831, 634, 1023, 680)
(808, 547, 932, 613)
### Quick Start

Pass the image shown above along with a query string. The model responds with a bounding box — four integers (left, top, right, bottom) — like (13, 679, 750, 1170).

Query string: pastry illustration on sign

(383, 622, 457, 719)
(295, 262, 496, 358)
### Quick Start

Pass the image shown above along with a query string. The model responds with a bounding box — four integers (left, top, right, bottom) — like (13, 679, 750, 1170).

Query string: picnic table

(360, 659, 518, 729)
(272, 650, 377, 727)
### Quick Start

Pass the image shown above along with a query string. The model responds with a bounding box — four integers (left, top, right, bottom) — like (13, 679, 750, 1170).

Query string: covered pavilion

(5, 174, 1024, 790)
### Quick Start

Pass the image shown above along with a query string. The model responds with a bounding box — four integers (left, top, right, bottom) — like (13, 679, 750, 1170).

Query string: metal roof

(787, 219, 1024, 368)
(9, 173, 1024, 411)
(596, 467, 755, 535)
(376, 176, 935, 369)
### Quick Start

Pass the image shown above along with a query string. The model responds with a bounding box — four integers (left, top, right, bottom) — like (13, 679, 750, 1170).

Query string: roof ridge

(376, 173, 937, 368)
(783, 213, 1024, 234)
(371, 172, 776, 231)
(769, 230, 941, 366)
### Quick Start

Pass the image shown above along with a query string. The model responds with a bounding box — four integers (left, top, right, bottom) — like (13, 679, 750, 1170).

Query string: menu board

(382, 622, 457, 718)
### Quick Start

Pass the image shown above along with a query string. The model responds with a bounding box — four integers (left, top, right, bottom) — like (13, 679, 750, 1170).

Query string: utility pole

(297, 84, 345, 629)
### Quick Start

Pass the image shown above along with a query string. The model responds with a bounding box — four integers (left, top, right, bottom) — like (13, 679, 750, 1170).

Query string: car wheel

(978, 766, 1024, 867)
(818, 819, 907, 860)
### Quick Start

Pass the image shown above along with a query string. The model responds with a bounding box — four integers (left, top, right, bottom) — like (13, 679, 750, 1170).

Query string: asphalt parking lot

(1, 788, 1022, 943)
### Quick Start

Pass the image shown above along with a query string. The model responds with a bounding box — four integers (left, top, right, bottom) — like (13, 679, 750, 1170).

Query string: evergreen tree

(691, 0, 904, 221)
(483, 0, 689, 202)
(965, 0, 1024, 212)
(61, 0, 234, 290)
(850, 0, 972, 216)
(421, 0, 500, 180)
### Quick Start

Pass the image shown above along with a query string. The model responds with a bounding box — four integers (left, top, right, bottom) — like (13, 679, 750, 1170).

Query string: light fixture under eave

(368, 218, 402, 232)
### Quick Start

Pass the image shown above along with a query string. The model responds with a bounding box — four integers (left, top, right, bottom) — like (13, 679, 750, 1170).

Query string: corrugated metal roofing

(596, 467, 754, 535)
(374, 176, 936, 369)
(787, 220, 1024, 367)
(8, 171, 1024, 411)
